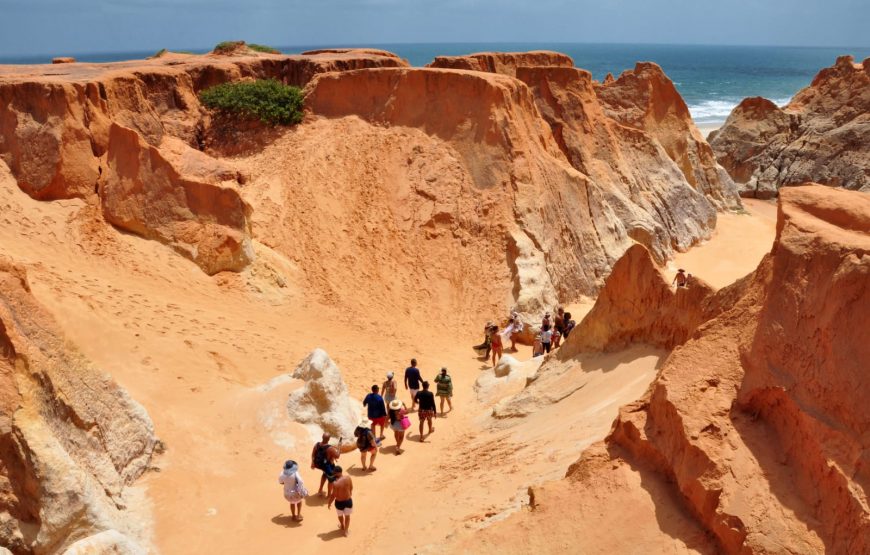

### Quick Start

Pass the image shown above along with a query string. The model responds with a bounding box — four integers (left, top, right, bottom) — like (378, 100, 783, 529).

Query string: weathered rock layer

(711, 56, 870, 198)
(467, 184, 870, 553)
(0, 258, 156, 554)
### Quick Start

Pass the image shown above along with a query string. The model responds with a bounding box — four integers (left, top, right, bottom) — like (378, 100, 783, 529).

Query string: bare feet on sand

(367, 466, 377, 472)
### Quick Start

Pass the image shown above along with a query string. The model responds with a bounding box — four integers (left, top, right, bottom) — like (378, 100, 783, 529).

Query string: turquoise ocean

(3, 43, 868, 125)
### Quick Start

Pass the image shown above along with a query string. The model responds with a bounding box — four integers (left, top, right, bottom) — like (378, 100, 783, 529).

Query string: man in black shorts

(327, 466, 354, 537)
(404, 358, 423, 411)
(415, 381, 437, 440)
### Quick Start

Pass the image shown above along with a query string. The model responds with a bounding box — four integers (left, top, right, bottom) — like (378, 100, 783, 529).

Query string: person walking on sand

(279, 459, 307, 522)
(404, 359, 423, 411)
(490, 326, 504, 367)
(541, 323, 553, 353)
(327, 466, 353, 537)
(311, 434, 342, 497)
(382, 371, 398, 405)
(362, 385, 388, 440)
(387, 399, 408, 454)
(415, 381, 437, 440)
(355, 419, 379, 472)
(434, 367, 453, 416)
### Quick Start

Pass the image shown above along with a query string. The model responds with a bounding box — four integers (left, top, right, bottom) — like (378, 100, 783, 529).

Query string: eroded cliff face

(0, 258, 155, 554)
(303, 55, 740, 311)
(711, 56, 870, 198)
(428, 50, 574, 76)
(0, 50, 406, 273)
(461, 184, 870, 553)
(1, 49, 737, 311)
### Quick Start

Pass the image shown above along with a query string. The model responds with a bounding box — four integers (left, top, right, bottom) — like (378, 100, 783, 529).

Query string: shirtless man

(673, 269, 688, 287)
(327, 466, 354, 537)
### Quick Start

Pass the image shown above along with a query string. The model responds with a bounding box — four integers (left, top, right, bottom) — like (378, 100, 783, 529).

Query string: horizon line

(2, 40, 869, 62)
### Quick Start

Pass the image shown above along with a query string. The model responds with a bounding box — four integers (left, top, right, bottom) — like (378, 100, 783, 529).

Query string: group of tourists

(278, 358, 454, 537)
(476, 307, 577, 364)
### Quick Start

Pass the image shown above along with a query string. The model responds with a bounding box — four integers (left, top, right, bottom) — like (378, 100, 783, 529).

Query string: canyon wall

(0, 258, 156, 554)
(711, 56, 870, 198)
(460, 184, 870, 553)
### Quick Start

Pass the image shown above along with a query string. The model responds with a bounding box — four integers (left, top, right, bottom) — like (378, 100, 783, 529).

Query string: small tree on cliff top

(199, 79, 304, 126)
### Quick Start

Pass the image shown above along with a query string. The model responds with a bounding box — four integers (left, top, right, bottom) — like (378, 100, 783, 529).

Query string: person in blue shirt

(362, 385, 387, 440)
(404, 358, 423, 411)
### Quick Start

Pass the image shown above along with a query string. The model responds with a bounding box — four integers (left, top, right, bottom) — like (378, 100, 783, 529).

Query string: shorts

(390, 420, 404, 432)
(419, 409, 436, 420)
(384, 394, 396, 404)
(335, 498, 353, 515)
(410, 388, 420, 402)
(360, 445, 377, 454)
(371, 416, 387, 428)
(322, 463, 337, 482)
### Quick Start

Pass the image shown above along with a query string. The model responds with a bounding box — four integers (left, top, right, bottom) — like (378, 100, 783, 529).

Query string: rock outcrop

(593, 62, 740, 209)
(102, 124, 253, 274)
(710, 56, 870, 198)
(287, 349, 363, 440)
(0, 49, 406, 275)
(304, 60, 739, 309)
(0, 257, 155, 554)
(465, 184, 870, 553)
(428, 50, 574, 76)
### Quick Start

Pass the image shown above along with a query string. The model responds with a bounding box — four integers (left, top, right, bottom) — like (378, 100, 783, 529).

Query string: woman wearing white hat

(382, 371, 398, 405)
(279, 459, 308, 522)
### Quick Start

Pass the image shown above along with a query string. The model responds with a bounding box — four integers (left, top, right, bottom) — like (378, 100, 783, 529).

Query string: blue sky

(0, 0, 867, 56)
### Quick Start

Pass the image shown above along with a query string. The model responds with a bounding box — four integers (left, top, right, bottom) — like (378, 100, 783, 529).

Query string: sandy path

(0, 161, 777, 553)
(670, 199, 778, 289)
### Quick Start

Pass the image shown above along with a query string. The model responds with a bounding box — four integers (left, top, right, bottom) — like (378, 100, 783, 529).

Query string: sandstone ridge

(711, 55, 870, 197)
(0, 49, 405, 274)
(457, 184, 870, 553)
(303, 56, 739, 310)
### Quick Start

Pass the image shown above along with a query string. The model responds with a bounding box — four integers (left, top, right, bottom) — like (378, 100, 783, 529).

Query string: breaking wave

(689, 97, 791, 124)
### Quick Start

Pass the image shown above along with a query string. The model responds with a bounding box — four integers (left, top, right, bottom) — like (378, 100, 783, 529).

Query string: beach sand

(0, 161, 776, 553)
(696, 122, 723, 139)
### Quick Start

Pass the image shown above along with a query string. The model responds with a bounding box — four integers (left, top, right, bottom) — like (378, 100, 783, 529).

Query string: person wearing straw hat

(672, 269, 688, 287)
(387, 399, 408, 454)
(355, 417, 379, 472)
(278, 459, 307, 522)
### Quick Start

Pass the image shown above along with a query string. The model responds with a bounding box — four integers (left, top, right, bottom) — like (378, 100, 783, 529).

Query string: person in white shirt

(540, 324, 553, 353)
(279, 460, 308, 522)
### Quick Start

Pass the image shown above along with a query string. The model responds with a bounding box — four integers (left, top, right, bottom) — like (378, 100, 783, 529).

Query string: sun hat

(389, 399, 402, 410)
(386, 371, 394, 379)
(359, 417, 372, 428)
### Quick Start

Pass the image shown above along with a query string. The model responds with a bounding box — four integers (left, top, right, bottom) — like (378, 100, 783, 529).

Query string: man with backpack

(311, 433, 340, 497)
(354, 419, 379, 472)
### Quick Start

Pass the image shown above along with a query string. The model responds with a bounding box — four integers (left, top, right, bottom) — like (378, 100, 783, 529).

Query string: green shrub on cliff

(199, 79, 304, 126)
(248, 43, 281, 54)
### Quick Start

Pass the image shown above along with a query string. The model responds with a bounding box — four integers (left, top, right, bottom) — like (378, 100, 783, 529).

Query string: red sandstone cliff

(459, 184, 870, 553)
(711, 56, 870, 198)
(0, 50, 406, 274)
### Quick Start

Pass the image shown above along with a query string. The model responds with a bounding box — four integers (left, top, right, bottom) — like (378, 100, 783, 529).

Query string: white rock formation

(287, 349, 363, 440)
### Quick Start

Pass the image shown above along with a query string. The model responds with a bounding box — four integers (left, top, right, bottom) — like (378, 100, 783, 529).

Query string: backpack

(355, 426, 372, 450)
(313, 443, 329, 469)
